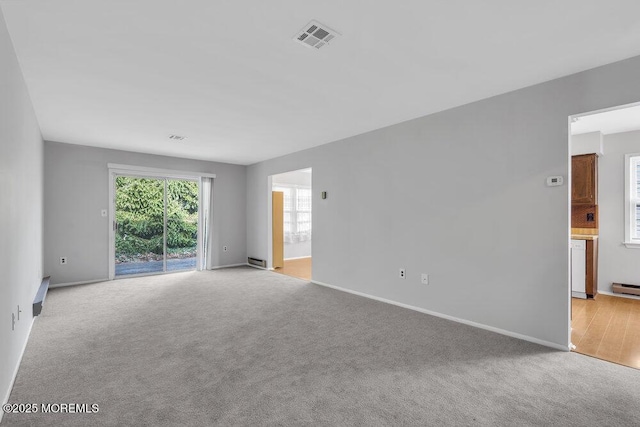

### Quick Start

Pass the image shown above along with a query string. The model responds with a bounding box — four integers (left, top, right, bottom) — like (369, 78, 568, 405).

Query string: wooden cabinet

(571, 153, 598, 297)
(572, 154, 597, 205)
(586, 238, 598, 298)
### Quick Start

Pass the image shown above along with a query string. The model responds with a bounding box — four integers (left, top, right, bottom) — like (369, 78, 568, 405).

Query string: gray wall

(0, 9, 44, 409)
(283, 240, 311, 260)
(247, 55, 640, 348)
(44, 142, 246, 285)
(572, 132, 603, 156)
(598, 131, 640, 291)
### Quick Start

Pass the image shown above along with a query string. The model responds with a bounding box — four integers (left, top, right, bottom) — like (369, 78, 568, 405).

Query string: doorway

(113, 175, 199, 277)
(569, 102, 640, 369)
(269, 168, 312, 281)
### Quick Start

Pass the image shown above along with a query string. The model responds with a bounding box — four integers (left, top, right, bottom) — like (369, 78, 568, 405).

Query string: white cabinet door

(571, 239, 586, 296)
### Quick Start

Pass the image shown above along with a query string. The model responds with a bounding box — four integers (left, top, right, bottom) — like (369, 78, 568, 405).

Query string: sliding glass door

(114, 176, 198, 277)
(166, 179, 198, 272)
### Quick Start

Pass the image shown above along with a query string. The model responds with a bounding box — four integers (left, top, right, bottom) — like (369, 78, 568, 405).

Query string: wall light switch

(101, 209, 108, 217)
(421, 273, 429, 285)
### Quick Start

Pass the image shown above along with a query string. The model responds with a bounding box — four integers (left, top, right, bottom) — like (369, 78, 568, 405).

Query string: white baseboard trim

(284, 256, 312, 261)
(49, 278, 109, 289)
(311, 280, 569, 352)
(598, 290, 640, 300)
(2, 317, 36, 424)
(209, 263, 249, 270)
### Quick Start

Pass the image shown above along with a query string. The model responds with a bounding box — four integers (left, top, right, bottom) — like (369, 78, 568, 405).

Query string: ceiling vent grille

(168, 134, 187, 141)
(293, 20, 339, 50)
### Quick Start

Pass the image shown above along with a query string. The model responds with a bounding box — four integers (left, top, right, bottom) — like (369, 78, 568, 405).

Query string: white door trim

(108, 163, 216, 179)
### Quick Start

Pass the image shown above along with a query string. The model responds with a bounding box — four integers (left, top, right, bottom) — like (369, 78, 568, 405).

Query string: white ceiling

(3, 1, 640, 165)
(572, 104, 640, 135)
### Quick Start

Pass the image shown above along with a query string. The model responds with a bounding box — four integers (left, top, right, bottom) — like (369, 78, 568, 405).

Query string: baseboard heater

(247, 257, 266, 268)
(33, 276, 51, 317)
(612, 282, 640, 296)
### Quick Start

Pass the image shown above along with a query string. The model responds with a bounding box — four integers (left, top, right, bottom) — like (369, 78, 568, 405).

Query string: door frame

(266, 167, 312, 271)
(566, 100, 640, 347)
(107, 164, 215, 280)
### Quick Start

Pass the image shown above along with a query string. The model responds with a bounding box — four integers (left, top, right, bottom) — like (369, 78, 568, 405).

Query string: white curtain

(199, 177, 215, 270)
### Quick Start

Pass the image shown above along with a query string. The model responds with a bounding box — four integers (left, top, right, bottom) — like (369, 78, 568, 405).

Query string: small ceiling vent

(293, 20, 340, 50)
(169, 134, 187, 141)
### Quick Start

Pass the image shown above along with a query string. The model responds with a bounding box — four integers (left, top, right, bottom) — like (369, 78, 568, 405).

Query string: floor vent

(612, 282, 640, 296)
(248, 257, 266, 268)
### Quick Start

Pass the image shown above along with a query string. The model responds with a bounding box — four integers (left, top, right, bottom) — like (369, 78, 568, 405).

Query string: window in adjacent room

(273, 185, 312, 243)
(624, 153, 640, 248)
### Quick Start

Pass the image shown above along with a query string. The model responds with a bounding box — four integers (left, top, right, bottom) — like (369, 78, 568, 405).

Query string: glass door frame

(107, 164, 216, 280)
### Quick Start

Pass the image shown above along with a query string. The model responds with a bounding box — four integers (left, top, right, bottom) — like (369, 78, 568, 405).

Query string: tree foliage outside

(115, 177, 198, 263)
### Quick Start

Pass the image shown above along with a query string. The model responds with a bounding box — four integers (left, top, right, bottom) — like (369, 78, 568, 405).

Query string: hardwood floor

(572, 295, 640, 369)
(274, 257, 311, 281)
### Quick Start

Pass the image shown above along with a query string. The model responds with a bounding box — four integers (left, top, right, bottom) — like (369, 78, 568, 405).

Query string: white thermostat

(546, 176, 564, 187)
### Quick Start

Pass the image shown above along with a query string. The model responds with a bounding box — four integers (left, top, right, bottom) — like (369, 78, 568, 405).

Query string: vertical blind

(200, 177, 215, 270)
(634, 158, 640, 238)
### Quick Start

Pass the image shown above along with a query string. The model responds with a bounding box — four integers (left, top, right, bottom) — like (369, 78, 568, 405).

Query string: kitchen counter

(572, 234, 598, 240)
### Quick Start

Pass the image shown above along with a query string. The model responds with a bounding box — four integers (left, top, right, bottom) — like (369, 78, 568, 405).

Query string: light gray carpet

(4, 267, 640, 426)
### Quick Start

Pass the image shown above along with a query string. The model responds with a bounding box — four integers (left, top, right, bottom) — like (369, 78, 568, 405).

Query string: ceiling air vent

(169, 134, 187, 141)
(293, 20, 339, 50)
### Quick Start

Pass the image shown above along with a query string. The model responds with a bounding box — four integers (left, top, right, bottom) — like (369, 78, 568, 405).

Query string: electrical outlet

(60, 257, 68, 265)
(399, 268, 406, 279)
(223, 246, 228, 252)
(421, 273, 429, 285)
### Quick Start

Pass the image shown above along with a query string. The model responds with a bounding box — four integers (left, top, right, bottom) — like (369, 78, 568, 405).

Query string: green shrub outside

(115, 177, 198, 261)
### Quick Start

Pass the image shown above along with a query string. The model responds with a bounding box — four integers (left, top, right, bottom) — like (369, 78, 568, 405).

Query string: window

(274, 185, 312, 243)
(274, 187, 293, 234)
(624, 154, 640, 248)
(295, 188, 312, 237)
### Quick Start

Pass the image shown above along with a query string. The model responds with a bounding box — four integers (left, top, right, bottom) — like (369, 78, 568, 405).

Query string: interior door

(272, 191, 284, 269)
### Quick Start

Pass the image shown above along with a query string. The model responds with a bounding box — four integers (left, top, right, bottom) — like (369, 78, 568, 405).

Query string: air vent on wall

(248, 257, 266, 268)
(293, 20, 340, 50)
(169, 134, 187, 141)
